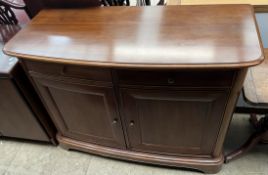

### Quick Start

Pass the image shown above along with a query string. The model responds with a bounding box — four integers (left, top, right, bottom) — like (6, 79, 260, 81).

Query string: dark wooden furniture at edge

(0, 56, 57, 144)
(22, 0, 131, 18)
(0, 0, 56, 144)
(3, 5, 264, 173)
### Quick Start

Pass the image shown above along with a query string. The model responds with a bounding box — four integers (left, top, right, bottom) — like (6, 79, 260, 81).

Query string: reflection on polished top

(3, 5, 264, 69)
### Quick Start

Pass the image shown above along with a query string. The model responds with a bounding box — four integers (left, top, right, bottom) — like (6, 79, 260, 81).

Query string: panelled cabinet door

(32, 76, 126, 149)
(120, 88, 229, 156)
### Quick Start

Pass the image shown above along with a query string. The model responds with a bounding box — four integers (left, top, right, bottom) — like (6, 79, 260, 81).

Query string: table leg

(225, 115, 268, 163)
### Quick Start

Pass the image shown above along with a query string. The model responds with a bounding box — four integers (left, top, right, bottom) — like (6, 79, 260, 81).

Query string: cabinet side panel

(0, 79, 49, 141)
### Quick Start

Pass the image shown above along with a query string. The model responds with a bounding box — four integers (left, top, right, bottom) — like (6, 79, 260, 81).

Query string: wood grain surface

(167, 0, 268, 12)
(166, 0, 180, 5)
(4, 5, 264, 69)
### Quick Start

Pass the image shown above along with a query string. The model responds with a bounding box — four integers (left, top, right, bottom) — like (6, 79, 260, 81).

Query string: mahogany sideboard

(3, 5, 264, 173)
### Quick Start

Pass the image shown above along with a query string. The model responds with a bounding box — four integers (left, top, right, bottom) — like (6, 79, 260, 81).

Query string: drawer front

(24, 60, 112, 81)
(116, 70, 235, 87)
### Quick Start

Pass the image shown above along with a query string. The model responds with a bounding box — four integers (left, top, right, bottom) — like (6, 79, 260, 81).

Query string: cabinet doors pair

(33, 76, 228, 155)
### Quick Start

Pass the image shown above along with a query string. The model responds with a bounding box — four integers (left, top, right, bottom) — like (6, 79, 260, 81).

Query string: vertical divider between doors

(111, 69, 130, 149)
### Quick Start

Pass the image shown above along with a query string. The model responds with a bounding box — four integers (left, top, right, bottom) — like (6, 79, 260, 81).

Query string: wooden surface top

(166, 0, 268, 12)
(244, 13, 268, 104)
(4, 5, 264, 69)
(244, 49, 268, 104)
(166, 0, 181, 5)
(180, 0, 268, 5)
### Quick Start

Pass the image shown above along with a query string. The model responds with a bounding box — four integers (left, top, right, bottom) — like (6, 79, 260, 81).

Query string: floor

(0, 114, 267, 175)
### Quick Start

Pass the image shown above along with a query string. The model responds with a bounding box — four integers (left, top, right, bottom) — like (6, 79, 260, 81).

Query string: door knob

(130, 121, 135, 127)
(112, 118, 118, 124)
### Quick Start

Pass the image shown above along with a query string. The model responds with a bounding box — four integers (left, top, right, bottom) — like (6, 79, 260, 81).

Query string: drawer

(116, 70, 235, 87)
(24, 60, 112, 82)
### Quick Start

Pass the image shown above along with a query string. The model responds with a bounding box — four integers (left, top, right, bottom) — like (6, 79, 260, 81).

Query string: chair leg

(157, 0, 165, 5)
(225, 115, 268, 163)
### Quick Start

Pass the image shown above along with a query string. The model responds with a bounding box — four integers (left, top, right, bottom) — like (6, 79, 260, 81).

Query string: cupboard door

(120, 88, 229, 156)
(33, 77, 125, 149)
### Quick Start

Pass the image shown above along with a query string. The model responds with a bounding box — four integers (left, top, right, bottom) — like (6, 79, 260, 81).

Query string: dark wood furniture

(4, 5, 264, 173)
(0, 50, 56, 143)
(22, 0, 102, 18)
(0, 0, 56, 143)
(0, 38, 57, 143)
(225, 12, 268, 162)
(22, 0, 131, 18)
(0, 0, 29, 24)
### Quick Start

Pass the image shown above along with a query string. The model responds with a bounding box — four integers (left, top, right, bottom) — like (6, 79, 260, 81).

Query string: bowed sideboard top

(3, 5, 264, 69)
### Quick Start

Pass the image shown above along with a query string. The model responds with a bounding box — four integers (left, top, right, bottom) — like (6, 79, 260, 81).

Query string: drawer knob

(112, 119, 118, 124)
(168, 78, 175, 84)
(130, 121, 135, 127)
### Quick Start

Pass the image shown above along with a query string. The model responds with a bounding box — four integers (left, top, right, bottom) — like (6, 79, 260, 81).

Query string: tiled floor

(0, 114, 268, 175)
